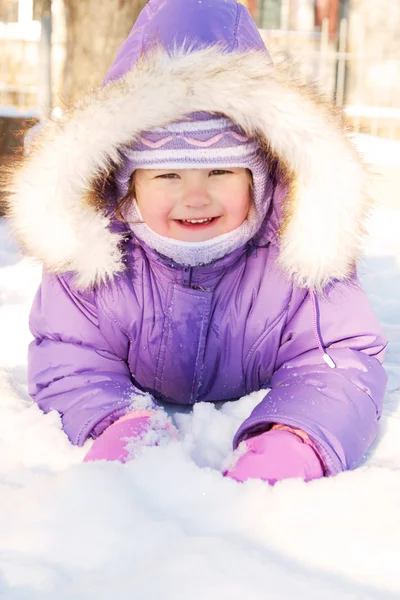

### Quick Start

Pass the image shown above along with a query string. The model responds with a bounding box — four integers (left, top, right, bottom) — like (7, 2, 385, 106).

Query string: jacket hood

(6, 0, 369, 290)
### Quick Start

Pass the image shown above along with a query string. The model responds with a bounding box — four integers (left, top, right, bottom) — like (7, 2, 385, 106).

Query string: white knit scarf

(124, 200, 270, 266)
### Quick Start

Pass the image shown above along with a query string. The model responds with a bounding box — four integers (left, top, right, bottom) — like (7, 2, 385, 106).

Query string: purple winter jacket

(9, 0, 387, 475)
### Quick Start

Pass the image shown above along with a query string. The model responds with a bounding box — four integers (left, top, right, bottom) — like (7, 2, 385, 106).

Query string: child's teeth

(183, 218, 212, 224)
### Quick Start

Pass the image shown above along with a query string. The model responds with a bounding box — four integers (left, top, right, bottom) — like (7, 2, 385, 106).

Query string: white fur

(7, 47, 368, 289)
(153, 118, 230, 132)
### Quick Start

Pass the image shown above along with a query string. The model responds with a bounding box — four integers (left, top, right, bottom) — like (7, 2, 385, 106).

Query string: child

(7, 0, 387, 483)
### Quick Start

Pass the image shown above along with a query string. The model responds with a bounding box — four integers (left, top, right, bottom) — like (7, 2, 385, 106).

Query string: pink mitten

(224, 428, 324, 484)
(84, 410, 177, 463)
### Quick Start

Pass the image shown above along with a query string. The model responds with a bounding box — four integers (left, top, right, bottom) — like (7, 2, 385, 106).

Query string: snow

(345, 106, 400, 121)
(0, 106, 39, 119)
(0, 145, 399, 597)
(351, 133, 400, 167)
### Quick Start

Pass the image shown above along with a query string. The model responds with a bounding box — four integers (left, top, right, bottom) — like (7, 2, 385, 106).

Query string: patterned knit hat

(115, 113, 273, 266)
(116, 112, 268, 200)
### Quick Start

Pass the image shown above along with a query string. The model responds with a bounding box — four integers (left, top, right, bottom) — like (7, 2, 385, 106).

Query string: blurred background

(0, 0, 399, 207)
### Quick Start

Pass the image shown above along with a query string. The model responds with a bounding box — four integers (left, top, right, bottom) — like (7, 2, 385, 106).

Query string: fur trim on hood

(5, 46, 369, 290)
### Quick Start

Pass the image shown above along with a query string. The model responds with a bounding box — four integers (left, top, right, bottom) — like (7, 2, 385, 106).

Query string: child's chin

(170, 230, 220, 242)
(178, 232, 220, 242)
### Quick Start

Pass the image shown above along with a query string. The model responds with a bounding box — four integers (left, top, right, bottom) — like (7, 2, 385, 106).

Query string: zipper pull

(323, 353, 336, 369)
(182, 266, 193, 288)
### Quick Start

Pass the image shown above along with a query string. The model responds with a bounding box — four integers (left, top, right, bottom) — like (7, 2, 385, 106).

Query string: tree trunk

(62, 0, 148, 104)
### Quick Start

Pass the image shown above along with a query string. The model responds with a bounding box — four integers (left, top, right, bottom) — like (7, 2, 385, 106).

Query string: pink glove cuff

(270, 423, 325, 468)
(116, 410, 157, 423)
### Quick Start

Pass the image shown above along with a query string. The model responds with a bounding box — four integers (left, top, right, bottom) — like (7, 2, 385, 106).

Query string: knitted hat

(115, 113, 273, 266)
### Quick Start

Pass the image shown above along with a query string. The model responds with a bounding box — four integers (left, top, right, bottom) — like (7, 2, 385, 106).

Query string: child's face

(133, 168, 252, 242)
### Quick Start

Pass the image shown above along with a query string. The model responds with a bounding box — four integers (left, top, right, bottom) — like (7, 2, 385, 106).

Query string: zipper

(182, 266, 193, 288)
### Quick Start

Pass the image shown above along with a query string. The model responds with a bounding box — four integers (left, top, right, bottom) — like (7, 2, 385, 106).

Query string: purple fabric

(29, 235, 387, 475)
(224, 429, 324, 484)
(27, 0, 388, 476)
(103, 0, 269, 85)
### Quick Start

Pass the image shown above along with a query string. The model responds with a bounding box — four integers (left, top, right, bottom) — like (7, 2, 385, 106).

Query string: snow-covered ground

(0, 138, 399, 599)
(351, 133, 400, 210)
(351, 133, 400, 168)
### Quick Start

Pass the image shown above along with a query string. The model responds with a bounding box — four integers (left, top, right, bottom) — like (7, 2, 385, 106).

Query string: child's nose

(183, 184, 211, 208)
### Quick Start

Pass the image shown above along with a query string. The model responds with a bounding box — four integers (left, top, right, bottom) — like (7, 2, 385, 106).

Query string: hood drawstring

(309, 290, 336, 369)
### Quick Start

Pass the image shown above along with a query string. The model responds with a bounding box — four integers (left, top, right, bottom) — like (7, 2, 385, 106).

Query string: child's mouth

(176, 217, 219, 229)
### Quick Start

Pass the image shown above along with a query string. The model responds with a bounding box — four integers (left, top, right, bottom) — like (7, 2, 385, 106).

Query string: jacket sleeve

(28, 272, 152, 446)
(234, 274, 388, 475)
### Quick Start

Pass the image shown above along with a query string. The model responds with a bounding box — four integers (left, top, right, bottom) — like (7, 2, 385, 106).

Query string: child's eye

(209, 169, 232, 176)
(155, 173, 180, 180)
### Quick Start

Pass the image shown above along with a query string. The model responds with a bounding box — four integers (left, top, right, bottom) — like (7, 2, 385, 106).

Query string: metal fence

(0, 18, 40, 115)
(0, 14, 400, 138)
(260, 18, 400, 139)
